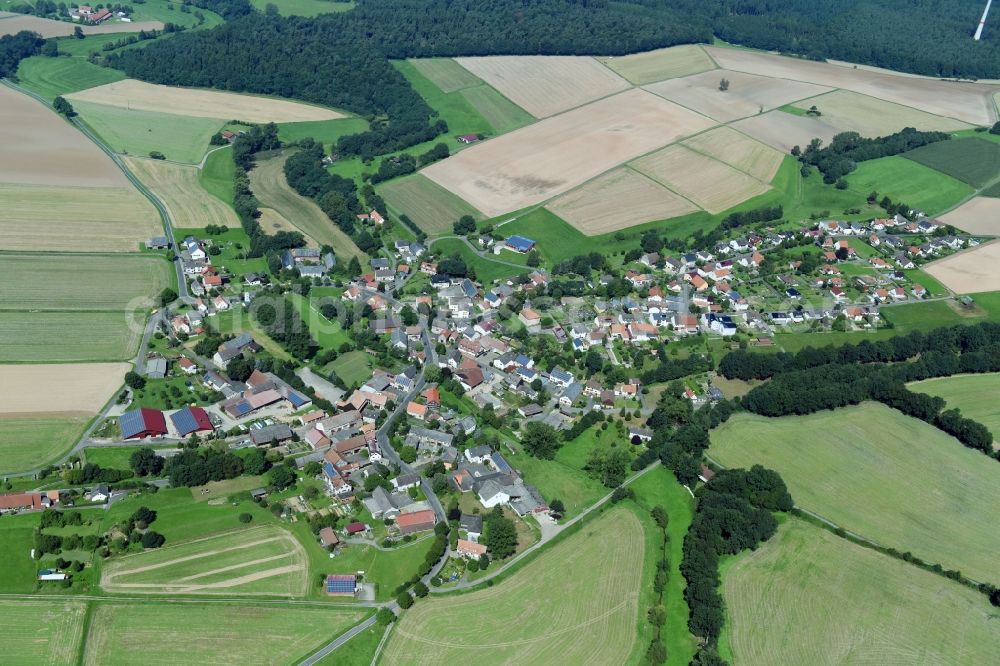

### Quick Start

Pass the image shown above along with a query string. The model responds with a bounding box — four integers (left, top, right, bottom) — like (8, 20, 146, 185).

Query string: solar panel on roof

(170, 408, 199, 436)
(326, 575, 356, 594)
(233, 401, 252, 416)
(287, 391, 309, 408)
(119, 409, 144, 439)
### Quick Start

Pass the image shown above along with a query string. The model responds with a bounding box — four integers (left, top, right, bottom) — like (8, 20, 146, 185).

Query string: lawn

(0, 414, 89, 475)
(0, 310, 144, 362)
(249, 0, 353, 16)
(316, 623, 386, 665)
(17, 55, 126, 101)
(505, 444, 607, 520)
(381, 507, 644, 665)
(846, 155, 974, 215)
(709, 402, 1000, 583)
(0, 513, 43, 593)
(173, 225, 266, 279)
(212, 308, 293, 362)
(909, 373, 1000, 442)
(554, 424, 630, 470)
(277, 117, 368, 146)
(379, 173, 483, 236)
(721, 519, 1000, 665)
(328, 350, 373, 387)
(326, 538, 436, 601)
(82, 445, 174, 470)
(200, 146, 235, 205)
(2, 599, 87, 665)
(430, 237, 528, 285)
(903, 137, 1000, 189)
(289, 293, 352, 349)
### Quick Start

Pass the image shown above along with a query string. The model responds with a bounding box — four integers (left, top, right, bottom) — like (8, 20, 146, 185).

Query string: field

(0, 310, 144, 362)
(430, 238, 528, 284)
(101, 526, 308, 596)
(328, 350, 374, 387)
(454, 55, 629, 118)
(82, 602, 366, 666)
(458, 84, 536, 134)
(409, 58, 484, 93)
(938, 196, 1000, 234)
(67, 79, 345, 123)
(276, 117, 369, 146)
(381, 508, 643, 665)
(1, 599, 87, 665)
(0, 14, 162, 37)
(925, 241, 1000, 294)
(598, 44, 717, 85)
(847, 155, 974, 214)
(423, 89, 716, 216)
(0, 362, 128, 413)
(631, 144, 770, 213)
(645, 68, 830, 123)
(379, 173, 483, 234)
(259, 208, 317, 246)
(0, 182, 160, 252)
(910, 374, 1000, 444)
(722, 520, 1000, 666)
(72, 100, 223, 164)
(249, 151, 365, 259)
(791, 89, 971, 137)
(249, 0, 353, 16)
(0, 514, 43, 592)
(0, 413, 89, 474)
(123, 157, 239, 230)
(731, 109, 843, 153)
(546, 167, 697, 235)
(17, 54, 127, 101)
(199, 146, 235, 203)
(506, 446, 607, 519)
(681, 126, 789, 182)
(710, 403, 1000, 583)
(904, 137, 1000, 188)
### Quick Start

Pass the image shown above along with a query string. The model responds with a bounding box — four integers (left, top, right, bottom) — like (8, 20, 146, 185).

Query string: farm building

(396, 509, 436, 535)
(249, 423, 293, 446)
(0, 492, 47, 513)
(325, 574, 357, 597)
(319, 527, 340, 548)
(170, 406, 214, 437)
(457, 134, 480, 144)
(119, 407, 167, 439)
(504, 235, 536, 253)
(345, 522, 368, 535)
(37, 569, 69, 581)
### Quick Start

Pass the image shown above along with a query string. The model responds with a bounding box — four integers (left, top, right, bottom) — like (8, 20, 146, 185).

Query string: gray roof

(250, 423, 292, 445)
(460, 513, 483, 533)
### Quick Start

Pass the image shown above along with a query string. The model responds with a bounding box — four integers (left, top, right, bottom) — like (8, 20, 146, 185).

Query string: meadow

(323, 537, 436, 601)
(846, 155, 973, 214)
(123, 157, 239, 230)
(710, 403, 1000, 583)
(909, 373, 1000, 443)
(379, 173, 483, 235)
(328, 350, 374, 387)
(199, 146, 235, 204)
(17, 54, 126, 101)
(0, 513, 44, 593)
(2, 599, 87, 665)
(0, 414, 89, 475)
(317, 623, 385, 665)
(505, 441, 607, 519)
(289, 293, 351, 348)
(276, 117, 368, 146)
(598, 44, 717, 85)
(430, 238, 527, 285)
(903, 137, 1000, 189)
(249, 0, 354, 16)
(721, 520, 1000, 665)
(0, 311, 144, 362)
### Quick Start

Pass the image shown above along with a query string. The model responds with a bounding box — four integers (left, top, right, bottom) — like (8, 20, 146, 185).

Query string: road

(298, 614, 379, 666)
(428, 235, 532, 270)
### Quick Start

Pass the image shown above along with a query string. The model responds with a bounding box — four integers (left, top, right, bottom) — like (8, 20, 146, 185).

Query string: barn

(119, 408, 167, 439)
(170, 406, 214, 437)
(505, 235, 536, 253)
(325, 574, 357, 597)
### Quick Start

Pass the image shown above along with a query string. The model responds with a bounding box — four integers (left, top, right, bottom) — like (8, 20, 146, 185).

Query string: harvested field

(645, 68, 830, 123)
(938, 196, 1000, 234)
(730, 110, 842, 153)
(379, 173, 483, 235)
(632, 144, 769, 213)
(791, 90, 971, 137)
(2, 599, 86, 664)
(546, 168, 697, 235)
(925, 240, 1000, 294)
(0, 183, 160, 252)
(0, 363, 128, 414)
(258, 208, 317, 246)
(382, 508, 643, 665)
(0, 311, 143, 362)
(454, 55, 629, 117)
(67, 79, 345, 123)
(598, 44, 716, 85)
(0, 84, 129, 188)
(681, 126, 784, 181)
(123, 157, 238, 230)
(423, 89, 717, 216)
(408, 58, 483, 92)
(0, 414, 90, 474)
(903, 137, 1000, 188)
(723, 520, 1000, 666)
(0, 14, 162, 38)
(707, 46, 998, 126)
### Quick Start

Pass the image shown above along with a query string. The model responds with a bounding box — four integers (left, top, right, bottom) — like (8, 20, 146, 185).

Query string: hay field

(598, 44, 716, 85)
(0, 183, 160, 252)
(903, 138, 1000, 188)
(710, 402, 1000, 583)
(925, 241, 1000, 294)
(681, 126, 784, 181)
(2, 599, 86, 664)
(731, 110, 843, 153)
(101, 527, 308, 596)
(0, 84, 129, 188)
(0, 14, 162, 37)
(67, 79, 345, 123)
(459, 85, 535, 133)
(82, 602, 366, 666)
(723, 520, 1000, 666)
(0, 362, 128, 414)
(379, 173, 483, 234)
(939, 196, 1000, 234)
(259, 208, 317, 246)
(546, 168, 697, 235)
(707, 46, 998, 126)
(382, 508, 643, 665)
(910, 374, 1000, 444)
(423, 89, 716, 216)
(791, 90, 971, 137)
(645, 68, 830, 123)
(0, 311, 143, 362)
(454, 55, 629, 117)
(123, 157, 239, 230)
(408, 58, 483, 93)
(0, 413, 89, 474)
(632, 144, 769, 213)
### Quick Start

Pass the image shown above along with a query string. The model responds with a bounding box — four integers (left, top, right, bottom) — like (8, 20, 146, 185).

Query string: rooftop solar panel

(119, 409, 144, 439)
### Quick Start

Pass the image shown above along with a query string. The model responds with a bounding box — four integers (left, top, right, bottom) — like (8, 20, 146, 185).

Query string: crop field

(249, 151, 365, 259)
(791, 89, 971, 137)
(722, 520, 1000, 666)
(710, 403, 1000, 583)
(0, 362, 128, 413)
(847, 155, 973, 215)
(0, 14, 162, 37)
(910, 374, 1000, 445)
(0, 413, 89, 474)
(632, 144, 770, 213)
(423, 89, 716, 216)
(67, 79, 346, 123)
(454, 55, 629, 117)
(598, 44, 717, 85)
(707, 46, 997, 126)
(904, 138, 1000, 188)
(379, 173, 483, 234)
(926, 241, 1000, 294)
(409, 58, 484, 93)
(82, 602, 366, 666)
(681, 126, 784, 182)
(0, 311, 143, 362)
(3, 599, 87, 665)
(0, 183, 160, 252)
(101, 526, 308, 596)
(17, 55, 127, 101)
(546, 167, 697, 234)
(382, 508, 643, 665)
(72, 100, 223, 164)
(938, 196, 1000, 234)
(731, 110, 843, 153)
(258, 208, 317, 246)
(249, 0, 353, 16)
(123, 157, 239, 230)
(458, 84, 535, 134)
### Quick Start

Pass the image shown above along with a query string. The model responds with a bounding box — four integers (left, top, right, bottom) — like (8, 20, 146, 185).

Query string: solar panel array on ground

(326, 575, 356, 595)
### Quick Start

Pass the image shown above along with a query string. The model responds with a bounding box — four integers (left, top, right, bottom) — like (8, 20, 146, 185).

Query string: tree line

(0, 30, 43, 78)
(794, 128, 950, 184)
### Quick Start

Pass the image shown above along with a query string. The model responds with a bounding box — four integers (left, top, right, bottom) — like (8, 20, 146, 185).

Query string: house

(345, 522, 368, 535)
(392, 473, 421, 491)
(457, 133, 480, 144)
(460, 513, 483, 540)
(456, 538, 487, 560)
(465, 445, 492, 464)
(170, 406, 214, 437)
(912, 284, 927, 297)
(518, 404, 543, 418)
(145, 357, 168, 379)
(89, 484, 110, 502)
(145, 236, 171, 250)
(177, 357, 198, 375)
(629, 426, 653, 443)
(396, 509, 436, 534)
(119, 408, 167, 439)
(477, 479, 511, 508)
(518, 308, 541, 328)
(250, 423, 293, 446)
(456, 366, 484, 391)
(319, 527, 340, 548)
(504, 235, 535, 253)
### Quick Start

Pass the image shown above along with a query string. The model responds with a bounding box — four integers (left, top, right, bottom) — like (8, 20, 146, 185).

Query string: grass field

(277, 117, 368, 146)
(82, 602, 366, 666)
(409, 58, 484, 93)
(379, 173, 483, 235)
(909, 373, 1000, 443)
(289, 293, 351, 348)
(722, 520, 1000, 665)
(382, 507, 643, 665)
(430, 238, 527, 284)
(2, 599, 87, 664)
(0, 414, 89, 475)
(0, 513, 44, 593)
(904, 138, 1000, 189)
(710, 403, 1000, 583)
(598, 44, 717, 85)
(458, 85, 536, 134)
(395, 60, 494, 136)
(250, 0, 353, 15)
(317, 623, 385, 665)
(506, 443, 607, 520)
(847, 155, 974, 214)
(328, 350, 374, 387)
(83, 444, 174, 469)
(323, 537, 436, 601)
(0, 310, 144, 362)
(200, 146, 235, 204)
(124, 156, 238, 230)
(17, 54, 126, 101)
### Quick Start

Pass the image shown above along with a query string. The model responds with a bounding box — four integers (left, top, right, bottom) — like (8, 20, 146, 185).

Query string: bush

(238, 513, 253, 524)
(140, 531, 166, 549)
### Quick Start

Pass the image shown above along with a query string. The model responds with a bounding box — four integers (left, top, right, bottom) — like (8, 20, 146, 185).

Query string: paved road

(299, 614, 379, 666)
(428, 235, 531, 270)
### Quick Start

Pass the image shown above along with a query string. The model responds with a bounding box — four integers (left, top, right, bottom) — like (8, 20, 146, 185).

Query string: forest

(0, 30, 43, 78)
(795, 129, 951, 183)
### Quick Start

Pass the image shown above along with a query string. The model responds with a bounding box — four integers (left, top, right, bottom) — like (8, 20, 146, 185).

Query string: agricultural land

(0, 14, 162, 38)
(123, 156, 240, 230)
(925, 240, 1000, 294)
(909, 373, 1000, 444)
(598, 44, 717, 85)
(939, 196, 1000, 234)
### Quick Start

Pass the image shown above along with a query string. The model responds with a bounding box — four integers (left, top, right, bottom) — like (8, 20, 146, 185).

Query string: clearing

(2, 599, 87, 665)
(0, 413, 90, 475)
(0, 362, 128, 414)
(598, 44, 717, 85)
(909, 373, 1000, 445)
(903, 137, 1000, 188)
(938, 196, 1000, 234)
(925, 241, 1000, 294)
(378, 173, 483, 235)
(123, 156, 239, 230)
(731, 110, 842, 153)
(791, 89, 971, 137)
(710, 402, 1000, 583)
(681, 126, 784, 182)
(722, 520, 1000, 666)
(0, 14, 162, 37)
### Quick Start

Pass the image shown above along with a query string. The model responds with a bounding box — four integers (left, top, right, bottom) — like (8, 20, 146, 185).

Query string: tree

(73, 25, 84, 39)
(347, 256, 362, 278)
(452, 215, 477, 235)
(53, 96, 76, 117)
(157, 287, 178, 306)
(124, 371, 146, 390)
(400, 304, 417, 326)
(227, 356, 255, 382)
(376, 608, 396, 625)
(651, 505, 668, 528)
(482, 507, 517, 559)
(645, 639, 667, 664)
(521, 421, 560, 459)
(835, 177, 848, 190)
(549, 498, 565, 515)
(396, 592, 414, 609)
(412, 581, 429, 597)
(129, 447, 164, 476)
(585, 447, 631, 487)
(269, 465, 295, 490)
(239, 513, 253, 523)
(526, 249, 541, 267)
(140, 531, 166, 548)
(399, 446, 417, 464)
(991, 121, 1000, 135)
(718, 78, 729, 91)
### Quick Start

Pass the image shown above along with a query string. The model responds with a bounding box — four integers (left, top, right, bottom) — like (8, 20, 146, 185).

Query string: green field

(73, 100, 223, 163)
(0, 414, 88, 475)
(289, 293, 351, 348)
(3, 599, 87, 665)
(277, 117, 368, 146)
(213, 308, 293, 362)
(328, 350, 373, 387)
(133, 0, 224, 27)
(846, 155, 974, 214)
(381, 507, 644, 665)
(430, 237, 528, 285)
(710, 403, 1000, 583)
(317, 623, 386, 665)
(407, 58, 483, 93)
(506, 443, 607, 520)
(379, 173, 483, 235)
(250, 0, 354, 16)
(395, 60, 493, 139)
(721, 519, 1000, 665)
(910, 373, 1000, 442)
(459, 85, 535, 134)
(0, 310, 144, 362)
(83, 445, 174, 470)
(323, 537, 436, 601)
(903, 137, 1000, 189)
(17, 55, 126, 101)
(199, 146, 235, 204)
(0, 513, 42, 593)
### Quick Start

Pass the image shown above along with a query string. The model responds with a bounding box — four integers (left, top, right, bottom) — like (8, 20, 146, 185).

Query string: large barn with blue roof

(325, 574, 357, 597)
(504, 235, 535, 253)
(170, 406, 214, 437)
(119, 408, 167, 440)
